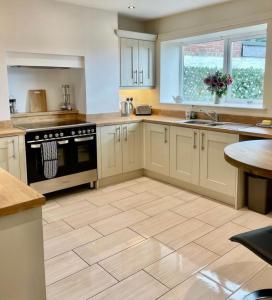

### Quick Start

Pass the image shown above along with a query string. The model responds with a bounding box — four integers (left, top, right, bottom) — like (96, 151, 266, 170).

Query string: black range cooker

(19, 120, 97, 194)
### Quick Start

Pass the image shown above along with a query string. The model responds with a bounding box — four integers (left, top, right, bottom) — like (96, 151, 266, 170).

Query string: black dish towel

(41, 141, 58, 179)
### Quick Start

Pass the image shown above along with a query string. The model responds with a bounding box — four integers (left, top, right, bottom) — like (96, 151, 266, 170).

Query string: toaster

(135, 105, 152, 116)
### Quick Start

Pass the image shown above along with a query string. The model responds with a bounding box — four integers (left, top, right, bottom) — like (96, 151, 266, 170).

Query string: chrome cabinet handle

(74, 136, 93, 143)
(123, 126, 128, 142)
(12, 140, 16, 158)
(193, 131, 197, 149)
(201, 133, 205, 150)
(164, 128, 168, 143)
(139, 70, 144, 84)
(133, 70, 138, 85)
(116, 127, 121, 142)
(57, 140, 69, 145)
(31, 144, 41, 149)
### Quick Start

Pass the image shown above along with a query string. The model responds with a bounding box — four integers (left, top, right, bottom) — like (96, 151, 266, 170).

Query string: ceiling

(56, 0, 232, 20)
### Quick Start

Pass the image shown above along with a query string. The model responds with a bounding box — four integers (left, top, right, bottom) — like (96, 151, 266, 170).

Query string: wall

(0, 0, 120, 120)
(118, 15, 147, 32)
(8, 67, 85, 113)
(145, 0, 272, 117)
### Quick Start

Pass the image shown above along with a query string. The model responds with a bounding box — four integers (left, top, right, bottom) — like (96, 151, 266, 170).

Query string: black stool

(230, 226, 272, 300)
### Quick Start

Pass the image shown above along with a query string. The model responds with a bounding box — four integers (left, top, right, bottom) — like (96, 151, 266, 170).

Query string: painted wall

(145, 0, 272, 117)
(0, 0, 120, 120)
(118, 16, 147, 32)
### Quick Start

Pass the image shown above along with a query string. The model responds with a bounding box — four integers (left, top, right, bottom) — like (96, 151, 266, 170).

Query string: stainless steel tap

(200, 109, 218, 122)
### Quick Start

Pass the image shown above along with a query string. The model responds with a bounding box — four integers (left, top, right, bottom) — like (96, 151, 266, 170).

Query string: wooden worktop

(224, 140, 272, 179)
(0, 169, 45, 217)
(0, 127, 25, 137)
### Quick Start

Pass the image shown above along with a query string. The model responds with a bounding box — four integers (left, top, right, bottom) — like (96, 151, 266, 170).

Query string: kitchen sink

(180, 120, 226, 127)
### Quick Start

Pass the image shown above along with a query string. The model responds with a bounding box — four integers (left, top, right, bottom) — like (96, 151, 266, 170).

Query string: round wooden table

(224, 140, 272, 179)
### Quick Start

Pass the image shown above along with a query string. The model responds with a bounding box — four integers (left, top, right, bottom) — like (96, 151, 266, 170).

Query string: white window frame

(178, 30, 267, 107)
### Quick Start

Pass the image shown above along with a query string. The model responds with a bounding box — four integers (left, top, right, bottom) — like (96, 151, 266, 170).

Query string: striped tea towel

(41, 141, 58, 179)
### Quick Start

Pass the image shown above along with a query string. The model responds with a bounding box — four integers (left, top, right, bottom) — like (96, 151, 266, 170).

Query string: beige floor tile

(43, 200, 95, 223)
(111, 192, 158, 211)
(196, 205, 244, 227)
(155, 218, 214, 250)
(64, 205, 121, 229)
(201, 246, 266, 292)
(43, 220, 73, 241)
(159, 273, 231, 300)
(149, 183, 181, 197)
(91, 270, 168, 300)
(88, 189, 135, 206)
(74, 228, 145, 265)
(232, 209, 272, 230)
(126, 180, 160, 194)
(135, 177, 151, 183)
(145, 243, 218, 288)
(172, 190, 200, 202)
(91, 209, 148, 235)
(44, 226, 102, 260)
(137, 196, 185, 216)
(100, 180, 138, 193)
(42, 200, 61, 213)
(45, 251, 88, 285)
(46, 265, 117, 300)
(130, 211, 187, 238)
(99, 239, 173, 280)
(195, 222, 247, 256)
(172, 197, 219, 218)
(229, 266, 272, 299)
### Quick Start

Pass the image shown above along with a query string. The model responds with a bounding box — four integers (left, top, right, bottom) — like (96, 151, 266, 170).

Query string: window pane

(183, 40, 224, 102)
(230, 37, 266, 104)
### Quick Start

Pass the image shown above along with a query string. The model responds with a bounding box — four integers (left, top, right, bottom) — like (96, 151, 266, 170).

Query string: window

(160, 24, 268, 107)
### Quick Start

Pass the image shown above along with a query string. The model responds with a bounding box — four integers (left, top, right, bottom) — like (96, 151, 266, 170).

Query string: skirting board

(30, 170, 97, 194)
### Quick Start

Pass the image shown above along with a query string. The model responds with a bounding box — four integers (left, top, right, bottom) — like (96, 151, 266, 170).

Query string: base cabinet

(144, 123, 170, 176)
(99, 123, 142, 179)
(200, 130, 238, 196)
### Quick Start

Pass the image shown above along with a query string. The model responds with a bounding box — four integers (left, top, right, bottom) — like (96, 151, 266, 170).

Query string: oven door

(26, 138, 71, 184)
(72, 134, 97, 173)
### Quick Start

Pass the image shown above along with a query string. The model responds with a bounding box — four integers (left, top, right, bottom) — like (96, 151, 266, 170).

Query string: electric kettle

(120, 98, 134, 117)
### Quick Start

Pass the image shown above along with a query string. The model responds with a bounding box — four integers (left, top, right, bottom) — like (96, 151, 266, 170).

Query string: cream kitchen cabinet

(99, 123, 142, 178)
(0, 136, 21, 180)
(200, 130, 238, 196)
(144, 123, 170, 176)
(170, 126, 199, 185)
(120, 38, 155, 87)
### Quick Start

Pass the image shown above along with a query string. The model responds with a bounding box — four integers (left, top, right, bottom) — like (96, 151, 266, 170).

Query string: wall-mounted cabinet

(117, 30, 157, 88)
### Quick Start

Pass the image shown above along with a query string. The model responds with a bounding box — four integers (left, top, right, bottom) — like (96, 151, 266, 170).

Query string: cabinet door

(120, 38, 139, 87)
(144, 123, 170, 176)
(138, 40, 155, 87)
(200, 130, 238, 197)
(122, 123, 142, 173)
(0, 136, 20, 179)
(100, 125, 122, 178)
(170, 126, 199, 185)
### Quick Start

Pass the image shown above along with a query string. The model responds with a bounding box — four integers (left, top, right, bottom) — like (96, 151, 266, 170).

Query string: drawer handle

(201, 133, 205, 150)
(164, 128, 168, 143)
(193, 131, 197, 149)
(12, 140, 16, 159)
(123, 126, 128, 142)
(116, 127, 121, 142)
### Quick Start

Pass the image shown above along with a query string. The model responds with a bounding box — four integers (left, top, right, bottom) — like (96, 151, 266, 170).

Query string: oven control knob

(60, 132, 64, 137)
(71, 131, 75, 136)
(49, 134, 53, 138)
(35, 135, 40, 140)
(44, 134, 48, 139)
(78, 130, 82, 135)
(55, 133, 59, 138)
(91, 129, 95, 133)
(82, 130, 86, 134)
(87, 129, 91, 134)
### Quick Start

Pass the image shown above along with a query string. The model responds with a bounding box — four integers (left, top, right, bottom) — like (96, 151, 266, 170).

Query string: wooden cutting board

(29, 89, 47, 113)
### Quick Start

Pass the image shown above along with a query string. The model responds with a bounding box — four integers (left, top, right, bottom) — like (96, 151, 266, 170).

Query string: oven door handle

(74, 136, 94, 143)
(31, 144, 41, 149)
(57, 140, 69, 145)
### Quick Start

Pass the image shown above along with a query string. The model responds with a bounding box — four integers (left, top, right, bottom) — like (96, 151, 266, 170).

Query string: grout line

(142, 269, 170, 290)
(97, 261, 120, 282)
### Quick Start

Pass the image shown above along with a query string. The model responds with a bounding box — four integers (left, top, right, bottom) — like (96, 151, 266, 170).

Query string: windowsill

(161, 102, 266, 110)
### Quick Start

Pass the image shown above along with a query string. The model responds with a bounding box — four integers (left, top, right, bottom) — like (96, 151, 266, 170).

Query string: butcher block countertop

(0, 169, 45, 217)
(0, 127, 25, 137)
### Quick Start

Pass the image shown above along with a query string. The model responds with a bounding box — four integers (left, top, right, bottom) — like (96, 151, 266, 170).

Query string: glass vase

(214, 94, 222, 104)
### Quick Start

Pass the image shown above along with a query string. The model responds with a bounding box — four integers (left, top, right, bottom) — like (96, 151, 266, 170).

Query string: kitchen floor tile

(74, 228, 145, 265)
(42, 200, 61, 213)
(172, 197, 219, 218)
(43, 200, 95, 223)
(44, 226, 102, 260)
(91, 209, 148, 235)
(229, 266, 272, 299)
(130, 211, 187, 238)
(196, 205, 244, 227)
(155, 218, 214, 250)
(99, 239, 173, 281)
(46, 264, 117, 300)
(172, 190, 200, 202)
(195, 222, 247, 256)
(145, 243, 218, 288)
(100, 180, 138, 193)
(91, 271, 168, 300)
(158, 273, 232, 300)
(126, 180, 160, 194)
(43, 220, 73, 241)
(64, 205, 121, 229)
(45, 251, 88, 285)
(136, 195, 185, 216)
(111, 192, 158, 211)
(88, 189, 135, 206)
(149, 183, 181, 197)
(135, 177, 151, 183)
(201, 246, 266, 292)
